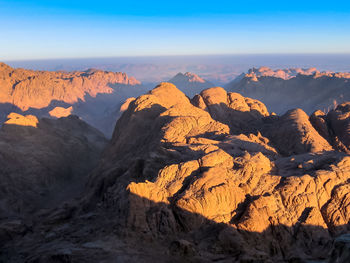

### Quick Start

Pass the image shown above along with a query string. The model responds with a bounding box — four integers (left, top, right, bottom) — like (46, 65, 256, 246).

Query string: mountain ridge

(226, 66, 350, 114)
(0, 62, 141, 111)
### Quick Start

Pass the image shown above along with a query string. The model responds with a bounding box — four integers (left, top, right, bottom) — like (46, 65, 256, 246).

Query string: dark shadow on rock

(0, 117, 107, 222)
(204, 102, 265, 135)
(2, 191, 350, 262)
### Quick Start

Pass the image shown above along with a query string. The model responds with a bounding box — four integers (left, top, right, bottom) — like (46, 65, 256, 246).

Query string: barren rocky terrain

(1, 82, 350, 262)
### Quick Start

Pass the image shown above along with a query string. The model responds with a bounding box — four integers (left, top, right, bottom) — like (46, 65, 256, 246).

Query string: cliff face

(226, 66, 350, 114)
(2, 83, 350, 262)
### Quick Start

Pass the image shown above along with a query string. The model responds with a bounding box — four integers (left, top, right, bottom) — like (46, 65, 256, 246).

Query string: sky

(1, 0, 350, 60)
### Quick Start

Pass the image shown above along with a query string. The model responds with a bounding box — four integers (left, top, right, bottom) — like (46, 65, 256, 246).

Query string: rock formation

(2, 83, 350, 262)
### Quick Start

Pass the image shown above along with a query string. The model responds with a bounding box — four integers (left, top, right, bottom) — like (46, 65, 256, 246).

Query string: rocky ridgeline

(2, 83, 350, 262)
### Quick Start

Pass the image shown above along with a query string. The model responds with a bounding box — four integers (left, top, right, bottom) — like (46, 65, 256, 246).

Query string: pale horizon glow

(1, 0, 350, 60)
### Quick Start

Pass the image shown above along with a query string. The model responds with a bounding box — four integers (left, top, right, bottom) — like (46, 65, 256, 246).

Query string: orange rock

(4, 112, 38, 127)
(49, 106, 73, 118)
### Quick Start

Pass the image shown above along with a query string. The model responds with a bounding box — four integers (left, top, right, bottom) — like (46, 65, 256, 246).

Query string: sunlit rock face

(4, 112, 39, 127)
(3, 83, 350, 262)
(0, 62, 140, 111)
(0, 62, 146, 137)
(226, 66, 350, 114)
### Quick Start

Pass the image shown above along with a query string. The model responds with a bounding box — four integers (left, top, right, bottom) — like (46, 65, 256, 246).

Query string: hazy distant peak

(168, 72, 215, 97)
(171, 72, 207, 83)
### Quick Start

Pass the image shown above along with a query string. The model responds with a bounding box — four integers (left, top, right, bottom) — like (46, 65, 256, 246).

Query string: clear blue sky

(1, 0, 350, 60)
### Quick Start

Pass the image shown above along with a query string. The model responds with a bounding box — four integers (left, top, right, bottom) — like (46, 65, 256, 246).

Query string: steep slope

(168, 72, 214, 97)
(226, 66, 350, 114)
(2, 83, 350, 262)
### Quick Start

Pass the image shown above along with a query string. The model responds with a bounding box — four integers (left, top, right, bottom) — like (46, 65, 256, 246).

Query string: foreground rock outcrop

(2, 83, 350, 262)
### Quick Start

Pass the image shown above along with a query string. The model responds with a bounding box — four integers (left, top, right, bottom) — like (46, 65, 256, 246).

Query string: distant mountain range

(0, 62, 147, 136)
(226, 66, 350, 114)
(2, 62, 350, 137)
(7, 54, 350, 85)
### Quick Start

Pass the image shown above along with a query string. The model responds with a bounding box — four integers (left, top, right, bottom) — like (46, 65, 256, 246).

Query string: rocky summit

(2, 83, 350, 262)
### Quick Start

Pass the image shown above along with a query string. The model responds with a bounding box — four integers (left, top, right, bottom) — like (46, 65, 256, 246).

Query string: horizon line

(4, 52, 350, 62)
